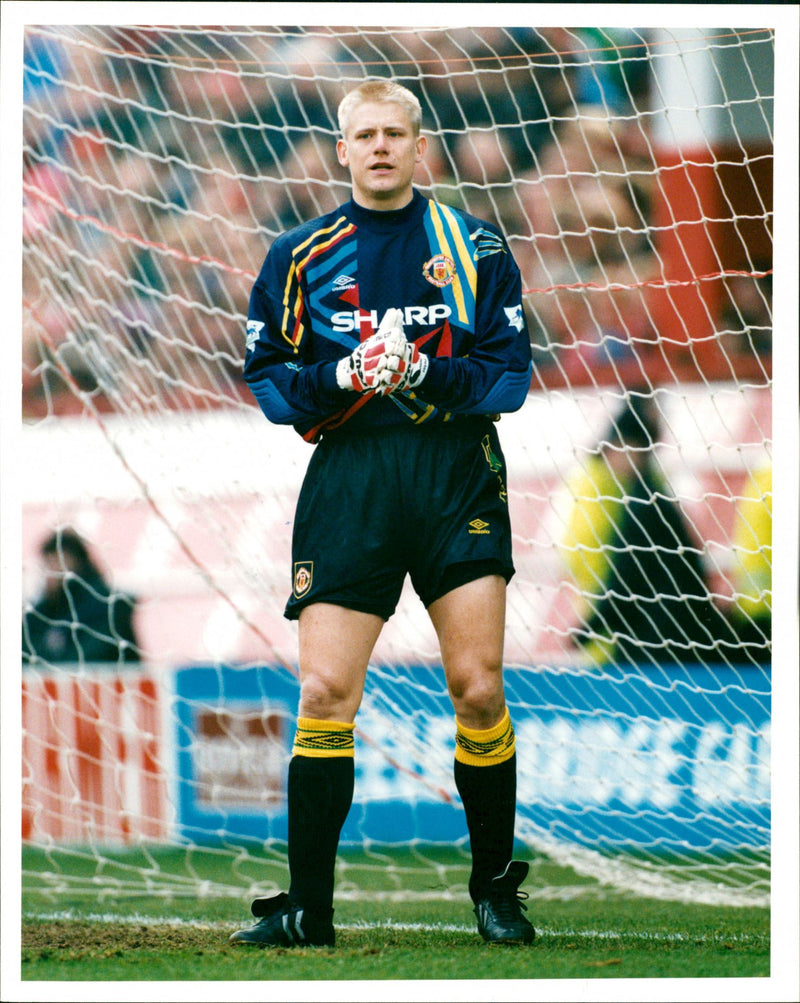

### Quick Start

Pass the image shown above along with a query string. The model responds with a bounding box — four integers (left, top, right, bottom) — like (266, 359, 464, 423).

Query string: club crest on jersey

(423, 254, 456, 288)
(293, 561, 314, 599)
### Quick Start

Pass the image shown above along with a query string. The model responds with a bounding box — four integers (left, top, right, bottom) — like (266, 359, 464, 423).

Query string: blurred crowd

(21, 27, 773, 670)
(22, 25, 772, 418)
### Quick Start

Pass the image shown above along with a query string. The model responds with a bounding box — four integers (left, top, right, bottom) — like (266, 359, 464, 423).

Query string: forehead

(344, 100, 414, 135)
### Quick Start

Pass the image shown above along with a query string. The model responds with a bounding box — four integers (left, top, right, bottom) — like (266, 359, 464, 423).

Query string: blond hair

(337, 80, 422, 137)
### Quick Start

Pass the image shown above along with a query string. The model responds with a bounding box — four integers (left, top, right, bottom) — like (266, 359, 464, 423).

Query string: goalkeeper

(233, 79, 534, 948)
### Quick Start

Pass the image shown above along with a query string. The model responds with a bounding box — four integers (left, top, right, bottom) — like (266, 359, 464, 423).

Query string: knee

(448, 663, 506, 730)
(299, 670, 360, 723)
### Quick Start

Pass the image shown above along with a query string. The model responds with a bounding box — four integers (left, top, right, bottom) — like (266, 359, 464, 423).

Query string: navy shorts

(285, 417, 515, 621)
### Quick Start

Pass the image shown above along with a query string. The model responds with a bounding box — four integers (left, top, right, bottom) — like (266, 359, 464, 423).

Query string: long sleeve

(243, 231, 351, 429)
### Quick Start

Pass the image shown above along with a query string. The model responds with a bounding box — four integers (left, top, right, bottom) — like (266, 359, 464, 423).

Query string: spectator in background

(559, 394, 742, 666)
(571, 27, 651, 115)
(23, 527, 140, 667)
(514, 106, 659, 375)
(227, 35, 343, 178)
(274, 134, 347, 229)
(412, 26, 570, 173)
(724, 464, 772, 660)
(412, 131, 458, 202)
(451, 129, 519, 234)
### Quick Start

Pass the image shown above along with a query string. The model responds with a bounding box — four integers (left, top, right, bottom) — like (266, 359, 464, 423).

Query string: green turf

(19, 844, 771, 984)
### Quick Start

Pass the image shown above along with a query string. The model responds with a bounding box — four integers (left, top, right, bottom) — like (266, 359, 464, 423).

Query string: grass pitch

(19, 844, 771, 992)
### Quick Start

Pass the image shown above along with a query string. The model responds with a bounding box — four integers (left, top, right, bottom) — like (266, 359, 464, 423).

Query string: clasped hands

(335, 308, 428, 395)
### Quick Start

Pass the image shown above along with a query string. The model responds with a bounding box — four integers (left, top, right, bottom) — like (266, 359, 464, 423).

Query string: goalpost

(19, 22, 778, 909)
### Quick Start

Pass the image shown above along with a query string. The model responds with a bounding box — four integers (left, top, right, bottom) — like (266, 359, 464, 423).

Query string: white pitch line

(23, 911, 766, 945)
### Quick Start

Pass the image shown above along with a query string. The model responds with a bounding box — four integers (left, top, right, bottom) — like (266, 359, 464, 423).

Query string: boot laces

(490, 883, 529, 922)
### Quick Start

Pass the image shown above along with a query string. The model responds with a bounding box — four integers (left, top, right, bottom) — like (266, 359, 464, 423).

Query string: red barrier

(21, 670, 169, 843)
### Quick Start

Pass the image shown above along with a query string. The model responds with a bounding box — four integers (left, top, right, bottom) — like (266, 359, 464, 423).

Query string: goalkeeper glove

(377, 338, 429, 393)
(335, 308, 407, 393)
(369, 306, 429, 395)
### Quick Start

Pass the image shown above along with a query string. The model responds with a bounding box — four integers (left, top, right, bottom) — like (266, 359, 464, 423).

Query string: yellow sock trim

(455, 708, 516, 766)
(293, 716, 355, 758)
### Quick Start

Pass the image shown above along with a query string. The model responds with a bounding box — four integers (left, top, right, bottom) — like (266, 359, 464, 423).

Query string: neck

(352, 189, 414, 213)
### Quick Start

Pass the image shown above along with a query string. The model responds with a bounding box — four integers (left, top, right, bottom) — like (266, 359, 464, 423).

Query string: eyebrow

(354, 122, 407, 132)
(353, 123, 409, 134)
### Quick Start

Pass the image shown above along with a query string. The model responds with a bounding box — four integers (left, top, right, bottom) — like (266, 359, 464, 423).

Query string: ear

(336, 138, 349, 167)
(415, 134, 428, 163)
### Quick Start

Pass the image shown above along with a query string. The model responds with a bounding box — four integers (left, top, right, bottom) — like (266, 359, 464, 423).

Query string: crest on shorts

(423, 254, 456, 287)
(293, 561, 314, 599)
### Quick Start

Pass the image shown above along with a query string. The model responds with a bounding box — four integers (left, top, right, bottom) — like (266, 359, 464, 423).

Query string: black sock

(287, 754, 354, 913)
(454, 753, 517, 902)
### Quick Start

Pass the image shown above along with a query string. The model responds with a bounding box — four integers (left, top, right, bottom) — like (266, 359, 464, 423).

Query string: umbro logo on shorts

(468, 519, 490, 535)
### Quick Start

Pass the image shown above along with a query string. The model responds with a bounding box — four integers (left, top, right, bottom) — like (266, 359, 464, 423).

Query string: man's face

(336, 101, 427, 211)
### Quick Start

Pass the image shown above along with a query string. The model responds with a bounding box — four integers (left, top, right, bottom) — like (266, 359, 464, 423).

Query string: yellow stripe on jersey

(279, 258, 303, 350)
(455, 708, 516, 766)
(293, 716, 355, 758)
(280, 216, 354, 349)
(295, 218, 354, 276)
(427, 201, 478, 325)
(411, 402, 436, 424)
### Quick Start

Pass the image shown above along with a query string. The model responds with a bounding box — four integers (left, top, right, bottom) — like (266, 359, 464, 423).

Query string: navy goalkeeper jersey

(244, 189, 532, 442)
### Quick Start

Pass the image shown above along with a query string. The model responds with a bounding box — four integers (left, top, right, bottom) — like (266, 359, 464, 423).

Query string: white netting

(20, 24, 776, 907)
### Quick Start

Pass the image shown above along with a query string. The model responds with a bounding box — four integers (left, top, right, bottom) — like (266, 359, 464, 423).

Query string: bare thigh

(427, 574, 507, 730)
(297, 603, 384, 723)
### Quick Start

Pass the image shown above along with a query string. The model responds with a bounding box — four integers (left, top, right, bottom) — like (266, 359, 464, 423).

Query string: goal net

(18, 22, 780, 910)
